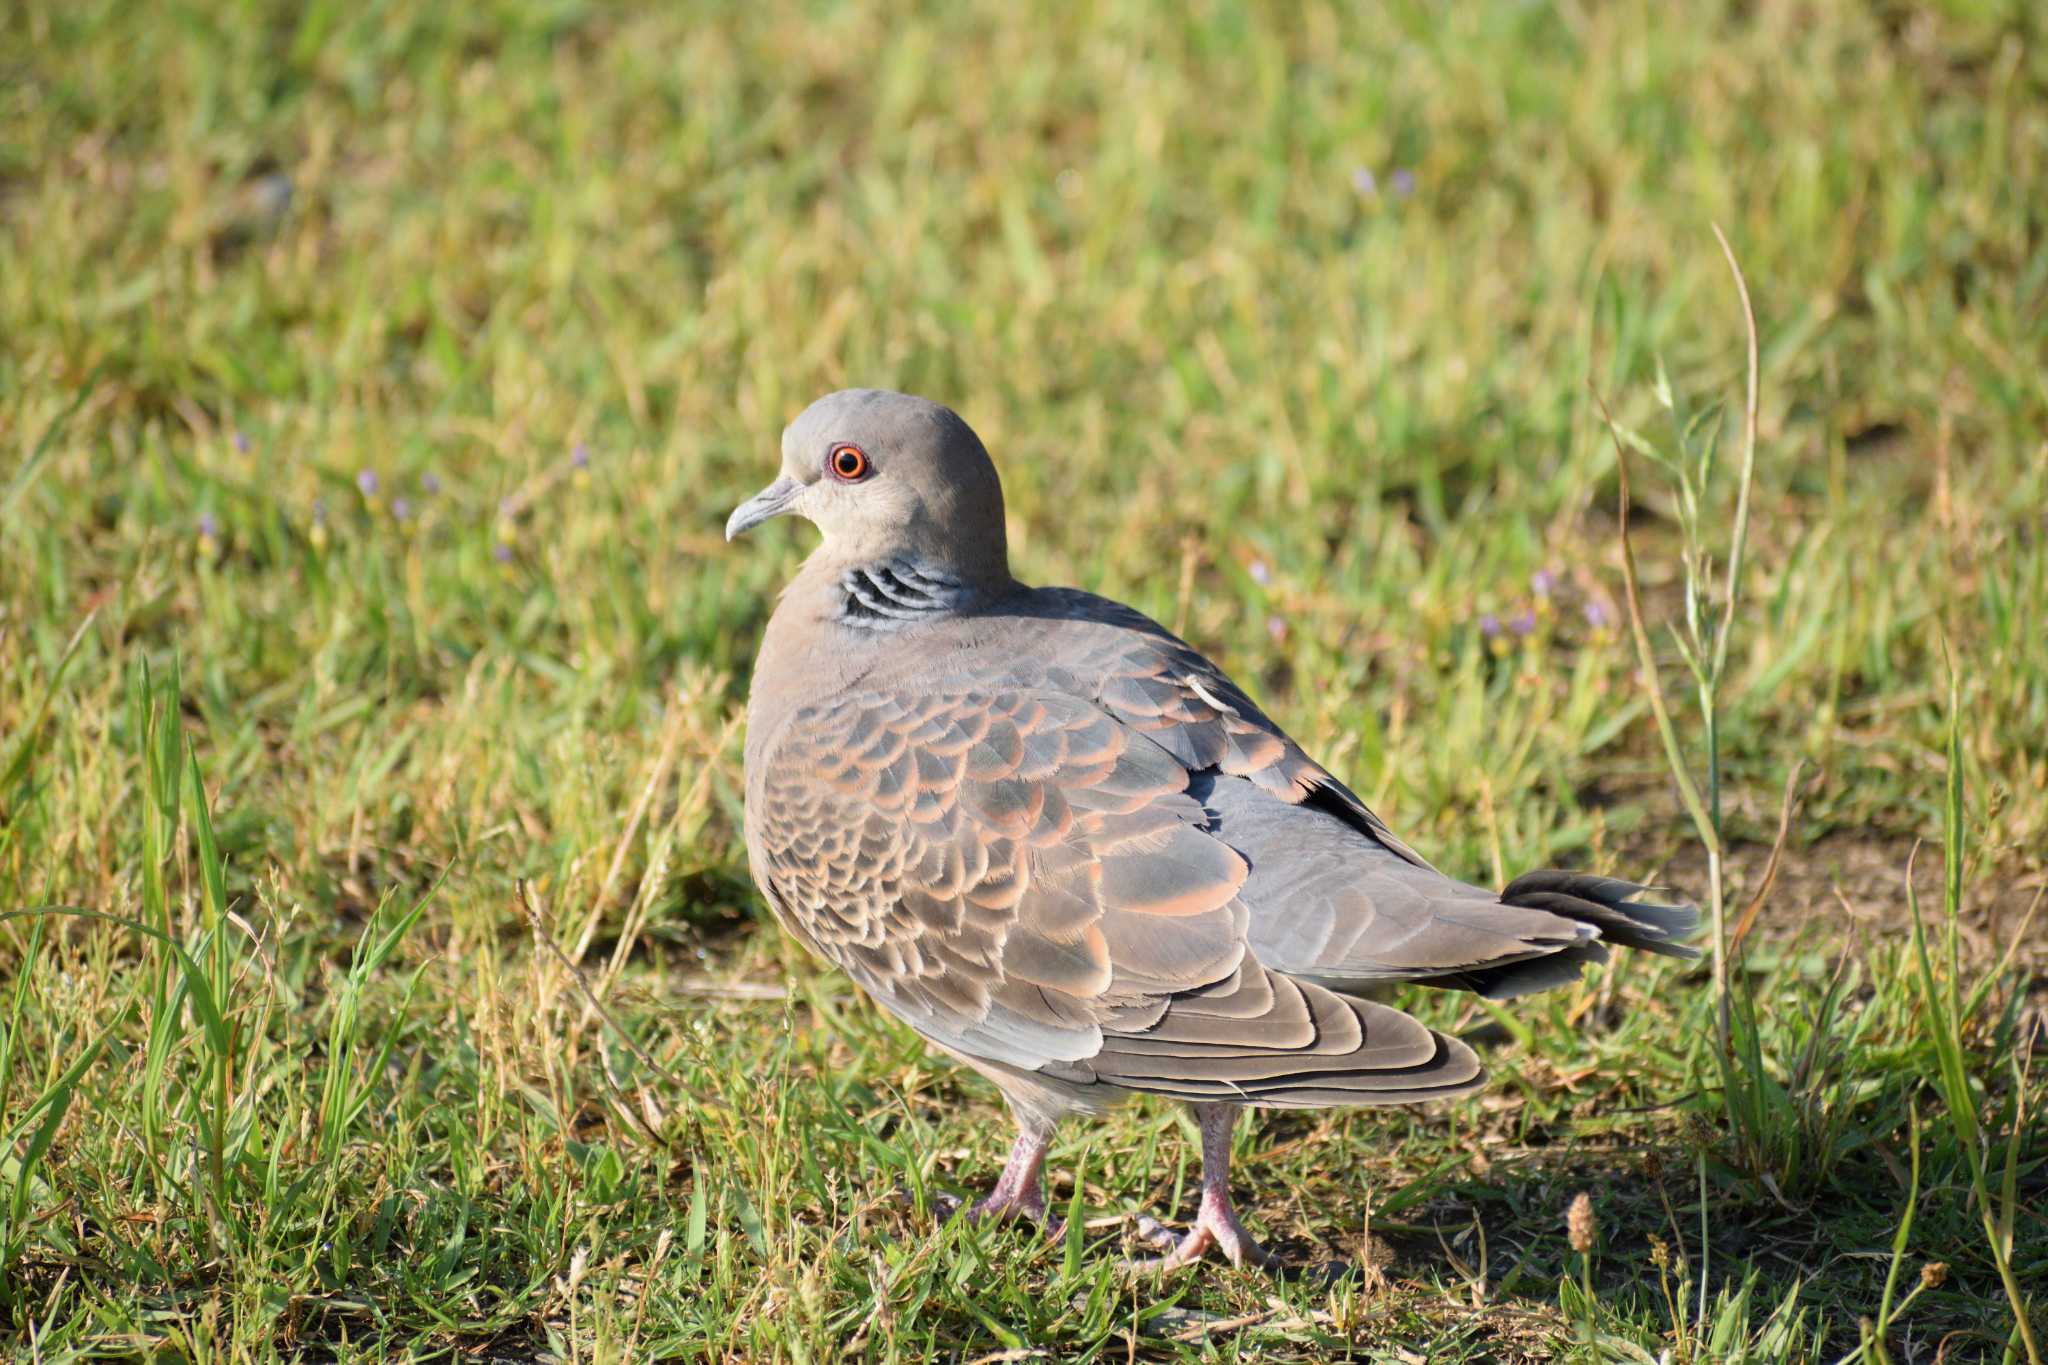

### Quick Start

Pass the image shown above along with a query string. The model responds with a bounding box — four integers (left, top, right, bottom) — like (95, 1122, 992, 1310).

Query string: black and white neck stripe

(836, 559, 974, 628)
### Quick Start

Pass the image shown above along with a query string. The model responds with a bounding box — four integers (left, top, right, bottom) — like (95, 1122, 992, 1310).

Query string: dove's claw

(1118, 1187, 1275, 1271)
(925, 1122, 1058, 1232)
(1118, 1104, 1276, 1273)
(1134, 1214, 1178, 1250)
(963, 1181, 1049, 1226)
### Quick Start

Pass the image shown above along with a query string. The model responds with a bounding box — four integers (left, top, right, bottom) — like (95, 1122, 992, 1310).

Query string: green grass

(3, 0, 2045, 1358)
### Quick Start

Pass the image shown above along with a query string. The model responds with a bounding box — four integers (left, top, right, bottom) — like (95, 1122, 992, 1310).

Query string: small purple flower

(1266, 614, 1287, 644)
(1531, 568, 1556, 598)
(391, 497, 413, 522)
(1350, 167, 1378, 196)
(232, 430, 250, 454)
(1248, 559, 1271, 587)
(196, 512, 220, 540)
(420, 472, 442, 495)
(312, 497, 328, 524)
(1389, 168, 1416, 198)
(356, 470, 379, 496)
(251, 171, 294, 218)
(1584, 600, 1613, 629)
(493, 541, 514, 564)
(571, 443, 590, 470)
(1479, 613, 1502, 639)
(1509, 608, 1537, 637)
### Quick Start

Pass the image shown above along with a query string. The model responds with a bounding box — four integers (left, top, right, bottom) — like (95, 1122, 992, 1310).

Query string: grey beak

(724, 475, 803, 542)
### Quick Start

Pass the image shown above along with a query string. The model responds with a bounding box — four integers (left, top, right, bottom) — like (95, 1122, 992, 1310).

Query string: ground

(2, 0, 2045, 1360)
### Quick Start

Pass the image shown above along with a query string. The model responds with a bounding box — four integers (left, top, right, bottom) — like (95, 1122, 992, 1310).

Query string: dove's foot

(1118, 1103, 1274, 1273)
(1122, 1193, 1274, 1271)
(966, 1183, 1055, 1228)
(932, 1122, 1062, 1235)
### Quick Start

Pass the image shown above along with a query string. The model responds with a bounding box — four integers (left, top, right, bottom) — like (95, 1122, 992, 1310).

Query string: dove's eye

(828, 444, 872, 482)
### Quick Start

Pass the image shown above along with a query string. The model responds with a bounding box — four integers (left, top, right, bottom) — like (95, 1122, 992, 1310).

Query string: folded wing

(749, 685, 1483, 1106)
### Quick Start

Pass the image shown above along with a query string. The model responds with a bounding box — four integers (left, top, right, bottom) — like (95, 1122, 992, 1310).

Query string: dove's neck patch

(836, 558, 974, 628)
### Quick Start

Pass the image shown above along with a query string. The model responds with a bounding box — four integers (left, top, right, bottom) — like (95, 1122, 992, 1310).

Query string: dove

(725, 388, 1695, 1270)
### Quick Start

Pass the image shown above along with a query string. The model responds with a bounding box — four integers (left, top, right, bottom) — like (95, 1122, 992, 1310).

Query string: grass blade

(0, 363, 103, 526)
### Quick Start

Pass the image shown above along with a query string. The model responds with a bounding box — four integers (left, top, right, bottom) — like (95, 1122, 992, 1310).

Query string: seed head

(1566, 1192, 1596, 1253)
(566, 1244, 588, 1292)
(1920, 1261, 1947, 1290)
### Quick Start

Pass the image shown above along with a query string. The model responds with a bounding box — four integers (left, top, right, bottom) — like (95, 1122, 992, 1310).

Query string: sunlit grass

(2, 0, 2044, 1358)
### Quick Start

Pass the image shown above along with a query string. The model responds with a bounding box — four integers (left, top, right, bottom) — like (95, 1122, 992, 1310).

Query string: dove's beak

(725, 475, 803, 542)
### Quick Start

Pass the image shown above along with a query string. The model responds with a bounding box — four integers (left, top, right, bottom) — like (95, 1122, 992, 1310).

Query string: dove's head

(726, 388, 1011, 584)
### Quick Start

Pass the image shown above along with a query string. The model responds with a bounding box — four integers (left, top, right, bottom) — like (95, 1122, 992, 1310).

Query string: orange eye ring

(828, 443, 871, 482)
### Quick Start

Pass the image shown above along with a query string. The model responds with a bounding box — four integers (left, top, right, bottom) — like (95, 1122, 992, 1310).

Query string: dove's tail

(1413, 870, 1698, 1000)
(1499, 870, 1699, 957)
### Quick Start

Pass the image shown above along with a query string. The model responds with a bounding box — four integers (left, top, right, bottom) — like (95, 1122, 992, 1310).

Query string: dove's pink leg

(1122, 1103, 1274, 1271)
(963, 1121, 1056, 1227)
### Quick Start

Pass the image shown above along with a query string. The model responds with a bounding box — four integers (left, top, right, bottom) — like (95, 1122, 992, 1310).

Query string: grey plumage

(728, 388, 1697, 1267)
